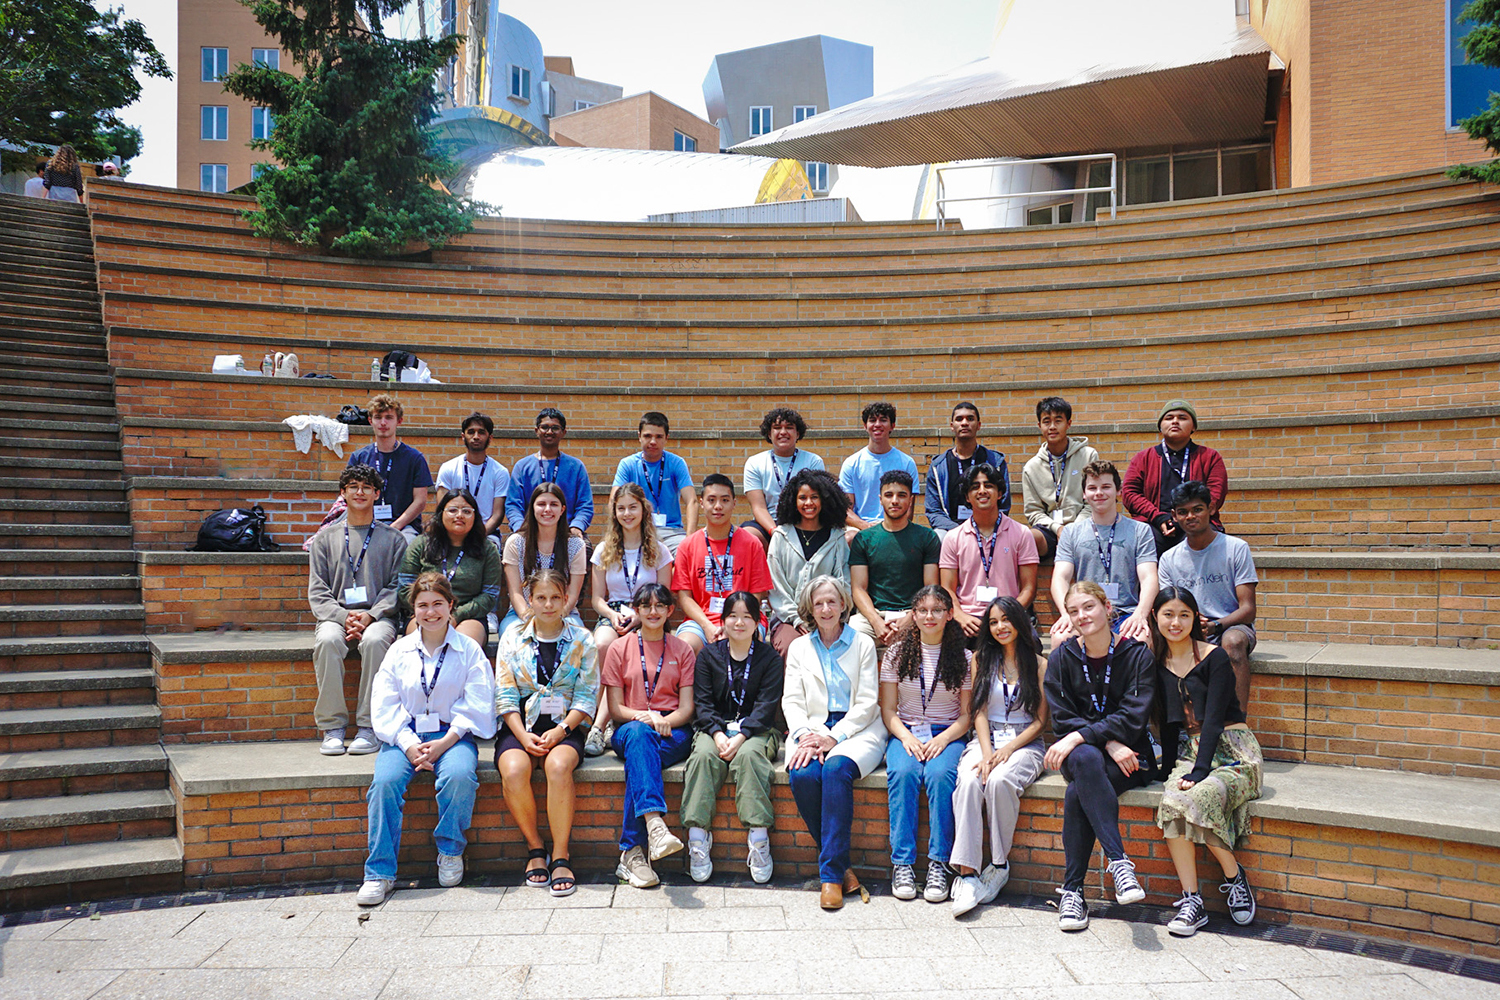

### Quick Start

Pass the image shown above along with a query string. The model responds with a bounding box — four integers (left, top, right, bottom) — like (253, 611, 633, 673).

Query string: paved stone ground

(1, 880, 1497, 1000)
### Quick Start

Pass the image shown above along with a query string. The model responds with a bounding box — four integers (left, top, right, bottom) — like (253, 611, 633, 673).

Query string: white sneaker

(687, 831, 713, 883)
(437, 852, 464, 887)
(645, 815, 684, 861)
(951, 874, 982, 917)
(616, 846, 659, 888)
(746, 833, 773, 884)
(347, 728, 379, 755)
(975, 863, 1010, 905)
(320, 730, 346, 755)
(356, 878, 393, 905)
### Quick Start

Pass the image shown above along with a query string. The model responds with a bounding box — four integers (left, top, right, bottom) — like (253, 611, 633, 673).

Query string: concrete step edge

(0, 837, 182, 889)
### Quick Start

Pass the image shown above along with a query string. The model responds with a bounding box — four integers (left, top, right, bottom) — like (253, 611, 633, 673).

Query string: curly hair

(774, 468, 848, 529)
(971, 597, 1043, 718)
(885, 585, 968, 692)
(595, 481, 665, 572)
(422, 489, 488, 562)
(759, 407, 807, 442)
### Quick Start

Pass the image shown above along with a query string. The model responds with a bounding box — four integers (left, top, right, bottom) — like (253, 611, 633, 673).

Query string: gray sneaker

(1108, 856, 1145, 905)
(347, 728, 379, 755)
(1057, 887, 1090, 931)
(584, 722, 609, 757)
(891, 863, 918, 900)
(319, 730, 346, 755)
(923, 860, 952, 903)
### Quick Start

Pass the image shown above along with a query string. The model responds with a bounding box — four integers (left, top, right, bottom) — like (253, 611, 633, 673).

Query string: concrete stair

(0, 192, 177, 907)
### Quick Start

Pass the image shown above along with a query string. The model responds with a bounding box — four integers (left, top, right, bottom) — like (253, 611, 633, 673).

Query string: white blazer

(781, 626, 888, 776)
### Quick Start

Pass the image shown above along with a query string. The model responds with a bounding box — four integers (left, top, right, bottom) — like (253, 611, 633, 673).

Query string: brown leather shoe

(820, 881, 844, 909)
(843, 869, 870, 903)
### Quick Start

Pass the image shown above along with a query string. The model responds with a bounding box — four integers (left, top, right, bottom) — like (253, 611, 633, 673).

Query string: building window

(1025, 203, 1074, 226)
(252, 48, 280, 70)
(805, 161, 829, 191)
(251, 164, 265, 181)
(252, 107, 275, 140)
(675, 131, 697, 152)
(1119, 145, 1272, 208)
(794, 105, 817, 123)
(509, 64, 531, 101)
(200, 164, 228, 193)
(574, 100, 595, 112)
(201, 105, 228, 141)
(1449, 0, 1500, 126)
(749, 106, 773, 136)
(201, 47, 228, 83)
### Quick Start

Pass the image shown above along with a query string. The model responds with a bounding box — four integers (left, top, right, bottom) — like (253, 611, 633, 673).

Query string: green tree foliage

(222, 0, 476, 257)
(1451, 0, 1500, 182)
(0, 0, 171, 161)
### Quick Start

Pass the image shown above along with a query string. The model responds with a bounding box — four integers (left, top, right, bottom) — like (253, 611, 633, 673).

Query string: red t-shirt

(670, 528, 773, 626)
(601, 633, 696, 713)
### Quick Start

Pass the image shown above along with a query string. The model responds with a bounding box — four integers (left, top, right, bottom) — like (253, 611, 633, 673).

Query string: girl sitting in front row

(949, 596, 1049, 916)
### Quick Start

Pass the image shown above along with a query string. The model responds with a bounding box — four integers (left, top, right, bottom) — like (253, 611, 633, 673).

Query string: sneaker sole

(1059, 916, 1090, 932)
(347, 746, 378, 755)
(649, 839, 684, 862)
(1115, 887, 1146, 905)
(951, 896, 979, 917)
(1168, 919, 1207, 937)
(924, 890, 950, 903)
(892, 887, 917, 900)
(1231, 903, 1256, 925)
(615, 862, 659, 888)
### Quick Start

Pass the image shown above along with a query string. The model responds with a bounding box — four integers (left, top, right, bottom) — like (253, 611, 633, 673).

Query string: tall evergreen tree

(223, 0, 476, 257)
(1451, 0, 1500, 182)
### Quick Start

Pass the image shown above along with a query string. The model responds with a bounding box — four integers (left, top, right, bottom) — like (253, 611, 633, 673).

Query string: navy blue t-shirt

(348, 442, 434, 529)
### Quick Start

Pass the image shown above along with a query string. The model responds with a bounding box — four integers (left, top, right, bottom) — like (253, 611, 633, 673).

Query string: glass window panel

(1221, 148, 1271, 195)
(1125, 157, 1170, 205)
(1173, 152, 1219, 201)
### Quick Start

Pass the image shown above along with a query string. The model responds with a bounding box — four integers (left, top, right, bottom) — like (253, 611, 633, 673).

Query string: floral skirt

(1156, 728, 1263, 850)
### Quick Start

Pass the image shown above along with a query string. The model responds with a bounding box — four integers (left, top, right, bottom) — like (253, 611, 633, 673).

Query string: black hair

(720, 590, 762, 623)
(1036, 396, 1073, 421)
(535, 407, 566, 430)
(35, 162, 46, 174)
(701, 472, 735, 496)
(460, 411, 493, 434)
(879, 469, 914, 491)
(774, 469, 848, 529)
(631, 583, 676, 608)
(1148, 587, 1210, 665)
(759, 407, 807, 442)
(860, 401, 897, 426)
(1170, 480, 1213, 510)
(424, 489, 488, 561)
(640, 410, 670, 434)
(960, 462, 1002, 498)
(951, 401, 980, 420)
(339, 464, 384, 492)
(972, 597, 1043, 718)
(887, 585, 968, 691)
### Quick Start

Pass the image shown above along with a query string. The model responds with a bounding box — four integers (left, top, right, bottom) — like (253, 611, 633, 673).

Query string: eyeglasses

(913, 607, 947, 618)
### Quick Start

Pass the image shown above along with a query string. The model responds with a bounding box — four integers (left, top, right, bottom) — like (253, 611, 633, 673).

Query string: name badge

(1103, 582, 1120, 601)
(537, 695, 567, 718)
(653, 513, 668, 527)
(413, 713, 440, 734)
(708, 596, 725, 615)
(976, 586, 999, 603)
(342, 585, 368, 605)
(957, 505, 972, 521)
(909, 722, 933, 742)
(725, 720, 741, 736)
(373, 503, 394, 520)
(992, 726, 1016, 749)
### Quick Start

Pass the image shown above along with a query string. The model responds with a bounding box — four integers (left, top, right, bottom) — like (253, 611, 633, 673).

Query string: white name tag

(413, 713, 440, 734)
(992, 726, 1016, 749)
(342, 585, 368, 605)
(653, 513, 668, 527)
(708, 596, 725, 615)
(976, 586, 999, 603)
(909, 722, 933, 742)
(725, 720, 741, 736)
(537, 695, 567, 718)
(1103, 582, 1120, 601)
(957, 505, 972, 521)
(373, 503, 394, 520)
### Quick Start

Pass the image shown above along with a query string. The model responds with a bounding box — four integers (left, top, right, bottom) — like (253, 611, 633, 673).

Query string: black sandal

(524, 847, 550, 888)
(549, 858, 576, 898)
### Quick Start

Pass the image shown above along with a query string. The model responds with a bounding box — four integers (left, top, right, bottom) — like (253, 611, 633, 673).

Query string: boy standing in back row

(435, 412, 510, 541)
(1022, 397, 1098, 561)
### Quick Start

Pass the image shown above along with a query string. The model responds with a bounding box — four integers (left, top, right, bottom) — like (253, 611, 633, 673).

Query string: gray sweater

(308, 519, 408, 623)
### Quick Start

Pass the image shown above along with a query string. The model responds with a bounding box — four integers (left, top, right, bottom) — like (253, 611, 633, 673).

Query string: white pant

(950, 736, 1046, 872)
(312, 618, 396, 731)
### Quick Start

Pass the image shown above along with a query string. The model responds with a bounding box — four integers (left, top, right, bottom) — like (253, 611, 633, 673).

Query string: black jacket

(693, 638, 784, 738)
(1158, 645, 1245, 783)
(1045, 636, 1157, 774)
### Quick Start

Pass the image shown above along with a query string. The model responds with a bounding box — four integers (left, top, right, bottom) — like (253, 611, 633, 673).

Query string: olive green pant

(679, 730, 781, 831)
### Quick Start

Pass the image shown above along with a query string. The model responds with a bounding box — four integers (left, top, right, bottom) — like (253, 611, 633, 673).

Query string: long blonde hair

(48, 144, 78, 177)
(594, 481, 664, 570)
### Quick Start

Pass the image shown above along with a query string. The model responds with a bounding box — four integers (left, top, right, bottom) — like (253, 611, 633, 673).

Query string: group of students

(308, 392, 1263, 934)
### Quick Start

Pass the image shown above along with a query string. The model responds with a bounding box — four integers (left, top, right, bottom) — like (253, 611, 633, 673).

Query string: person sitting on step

(1122, 399, 1229, 556)
(345, 393, 432, 538)
(397, 489, 502, 647)
(767, 468, 851, 657)
(1021, 396, 1098, 561)
(743, 406, 826, 549)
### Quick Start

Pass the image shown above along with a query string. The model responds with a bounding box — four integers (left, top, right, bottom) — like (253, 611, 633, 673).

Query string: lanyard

(441, 548, 464, 581)
(638, 634, 667, 703)
(462, 460, 486, 496)
(728, 643, 754, 718)
(1086, 638, 1116, 715)
(999, 668, 1019, 719)
(1048, 450, 1068, 505)
(541, 457, 558, 484)
(344, 522, 373, 576)
(622, 548, 643, 596)
(1091, 516, 1118, 580)
(1161, 442, 1191, 482)
(706, 529, 735, 593)
(373, 449, 395, 504)
(770, 450, 797, 495)
(534, 636, 560, 687)
(974, 522, 999, 579)
(916, 648, 945, 717)
(418, 642, 449, 712)
(641, 457, 665, 508)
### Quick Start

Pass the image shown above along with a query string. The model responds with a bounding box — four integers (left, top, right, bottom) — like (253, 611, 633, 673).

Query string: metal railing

(935, 152, 1117, 230)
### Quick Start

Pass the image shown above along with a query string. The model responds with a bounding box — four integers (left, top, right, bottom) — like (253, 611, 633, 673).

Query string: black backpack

(189, 505, 281, 552)
(381, 349, 421, 377)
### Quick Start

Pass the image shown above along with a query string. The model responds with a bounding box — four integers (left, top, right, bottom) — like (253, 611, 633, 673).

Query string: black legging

(1060, 742, 1146, 890)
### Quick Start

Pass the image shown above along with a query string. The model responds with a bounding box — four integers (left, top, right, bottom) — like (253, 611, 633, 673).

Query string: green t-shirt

(849, 521, 943, 612)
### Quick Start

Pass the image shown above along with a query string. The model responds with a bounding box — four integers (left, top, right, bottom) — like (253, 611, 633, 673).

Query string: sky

(103, 0, 1003, 188)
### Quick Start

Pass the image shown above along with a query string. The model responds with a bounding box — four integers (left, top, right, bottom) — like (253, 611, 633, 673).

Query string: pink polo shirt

(938, 515, 1039, 615)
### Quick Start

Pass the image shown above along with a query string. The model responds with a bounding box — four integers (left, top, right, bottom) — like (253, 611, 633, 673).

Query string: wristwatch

(559, 721, 576, 737)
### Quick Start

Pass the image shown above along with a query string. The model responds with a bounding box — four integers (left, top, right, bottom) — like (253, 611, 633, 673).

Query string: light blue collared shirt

(812, 625, 854, 713)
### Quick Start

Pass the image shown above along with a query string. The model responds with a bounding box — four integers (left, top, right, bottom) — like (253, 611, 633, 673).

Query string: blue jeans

(364, 728, 479, 881)
(787, 710, 862, 884)
(885, 733, 966, 865)
(612, 720, 691, 851)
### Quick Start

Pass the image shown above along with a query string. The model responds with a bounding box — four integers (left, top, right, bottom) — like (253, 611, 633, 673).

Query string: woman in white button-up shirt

(357, 572, 497, 907)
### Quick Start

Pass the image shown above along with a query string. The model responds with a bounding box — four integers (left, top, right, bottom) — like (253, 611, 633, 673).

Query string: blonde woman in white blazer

(782, 574, 888, 910)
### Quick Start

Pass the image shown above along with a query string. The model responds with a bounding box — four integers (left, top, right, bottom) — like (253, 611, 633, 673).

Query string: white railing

(935, 152, 1117, 230)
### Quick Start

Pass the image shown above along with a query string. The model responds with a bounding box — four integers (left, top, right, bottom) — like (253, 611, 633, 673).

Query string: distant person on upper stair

(1156, 481, 1258, 713)
(308, 464, 409, 757)
(346, 394, 432, 539)
(23, 161, 46, 199)
(840, 401, 920, 543)
(743, 406, 825, 550)
(1122, 399, 1228, 556)
(1021, 397, 1098, 562)
(507, 408, 593, 539)
(926, 401, 1010, 541)
(41, 145, 84, 203)
(612, 411, 695, 557)
(434, 411, 510, 545)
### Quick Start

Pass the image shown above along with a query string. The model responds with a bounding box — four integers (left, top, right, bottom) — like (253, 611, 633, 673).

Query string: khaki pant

(950, 736, 1046, 872)
(849, 608, 907, 644)
(680, 730, 781, 831)
(313, 618, 396, 731)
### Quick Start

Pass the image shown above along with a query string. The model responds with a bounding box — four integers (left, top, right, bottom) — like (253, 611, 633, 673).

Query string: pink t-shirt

(602, 633, 696, 714)
(938, 515, 1039, 615)
(880, 642, 972, 726)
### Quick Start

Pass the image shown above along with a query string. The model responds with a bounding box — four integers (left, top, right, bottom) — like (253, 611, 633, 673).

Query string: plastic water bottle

(370, 358, 381, 382)
(261, 353, 274, 376)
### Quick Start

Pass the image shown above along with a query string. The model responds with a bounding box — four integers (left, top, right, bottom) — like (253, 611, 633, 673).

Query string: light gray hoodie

(1021, 436, 1099, 533)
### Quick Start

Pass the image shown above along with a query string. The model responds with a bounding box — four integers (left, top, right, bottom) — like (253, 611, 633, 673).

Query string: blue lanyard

(1161, 442, 1191, 482)
(999, 666, 1019, 719)
(728, 642, 754, 718)
(706, 529, 736, 593)
(418, 641, 449, 715)
(344, 522, 373, 576)
(373, 449, 395, 504)
(441, 548, 464, 581)
(974, 522, 999, 578)
(638, 634, 668, 703)
(622, 548, 643, 596)
(462, 460, 486, 496)
(541, 457, 558, 484)
(1091, 517, 1118, 579)
(770, 450, 797, 495)
(916, 647, 945, 716)
(641, 457, 665, 507)
(1048, 450, 1068, 505)
(1086, 638, 1116, 715)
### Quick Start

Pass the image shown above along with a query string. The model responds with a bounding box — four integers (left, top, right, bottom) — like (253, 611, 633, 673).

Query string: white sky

(103, 0, 1003, 187)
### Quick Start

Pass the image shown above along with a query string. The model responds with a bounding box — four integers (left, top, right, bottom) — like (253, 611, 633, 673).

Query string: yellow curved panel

(756, 158, 812, 203)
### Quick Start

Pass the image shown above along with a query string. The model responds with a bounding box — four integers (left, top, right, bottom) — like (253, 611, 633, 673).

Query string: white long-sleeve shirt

(371, 627, 497, 752)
